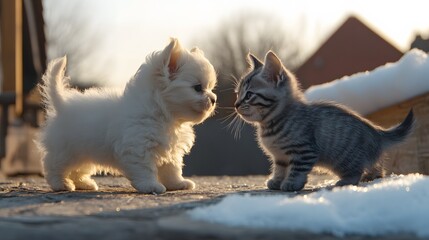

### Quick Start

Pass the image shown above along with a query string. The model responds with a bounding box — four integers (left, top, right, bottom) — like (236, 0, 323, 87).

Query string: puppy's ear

(262, 51, 285, 86)
(247, 53, 263, 69)
(190, 47, 205, 56)
(162, 38, 183, 79)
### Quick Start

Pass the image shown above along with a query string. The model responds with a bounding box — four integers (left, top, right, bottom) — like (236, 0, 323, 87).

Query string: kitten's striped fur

(234, 51, 415, 191)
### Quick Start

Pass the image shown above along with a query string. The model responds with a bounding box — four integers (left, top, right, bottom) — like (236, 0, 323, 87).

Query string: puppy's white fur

(37, 39, 217, 193)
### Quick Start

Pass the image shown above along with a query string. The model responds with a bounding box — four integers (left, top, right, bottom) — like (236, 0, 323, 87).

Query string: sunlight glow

(43, 0, 429, 86)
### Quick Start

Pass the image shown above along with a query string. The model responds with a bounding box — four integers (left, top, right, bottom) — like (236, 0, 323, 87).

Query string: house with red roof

(296, 16, 403, 89)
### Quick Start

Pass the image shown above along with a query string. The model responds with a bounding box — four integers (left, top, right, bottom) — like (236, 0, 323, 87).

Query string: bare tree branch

(194, 12, 305, 117)
(44, 0, 110, 88)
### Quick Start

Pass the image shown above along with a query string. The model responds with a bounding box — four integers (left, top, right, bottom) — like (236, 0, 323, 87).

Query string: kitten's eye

(244, 91, 254, 100)
(193, 84, 203, 93)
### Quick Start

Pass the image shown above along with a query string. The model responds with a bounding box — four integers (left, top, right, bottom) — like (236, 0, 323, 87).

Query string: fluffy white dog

(37, 38, 217, 194)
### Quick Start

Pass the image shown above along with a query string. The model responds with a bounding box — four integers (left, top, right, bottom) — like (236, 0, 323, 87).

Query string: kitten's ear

(162, 38, 183, 79)
(247, 53, 263, 69)
(263, 51, 284, 86)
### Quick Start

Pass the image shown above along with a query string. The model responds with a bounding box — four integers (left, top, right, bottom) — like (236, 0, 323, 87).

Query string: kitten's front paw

(280, 180, 305, 192)
(267, 178, 282, 190)
(133, 181, 166, 194)
(165, 179, 195, 191)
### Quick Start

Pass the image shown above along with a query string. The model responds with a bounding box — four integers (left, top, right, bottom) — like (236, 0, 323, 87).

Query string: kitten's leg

(335, 159, 365, 186)
(281, 156, 317, 192)
(361, 161, 385, 182)
(267, 160, 289, 190)
(335, 174, 362, 186)
(42, 152, 76, 191)
(120, 154, 166, 194)
(69, 165, 98, 191)
(158, 163, 195, 191)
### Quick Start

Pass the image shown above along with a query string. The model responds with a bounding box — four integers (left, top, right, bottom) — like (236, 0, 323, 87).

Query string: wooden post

(1, 0, 23, 116)
(416, 101, 429, 174)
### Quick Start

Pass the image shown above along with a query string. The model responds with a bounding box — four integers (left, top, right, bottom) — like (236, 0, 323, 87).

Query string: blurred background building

(295, 16, 403, 90)
(0, 0, 428, 176)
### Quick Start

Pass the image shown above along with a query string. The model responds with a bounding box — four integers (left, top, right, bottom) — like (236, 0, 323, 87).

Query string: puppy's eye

(193, 84, 203, 93)
(244, 91, 254, 100)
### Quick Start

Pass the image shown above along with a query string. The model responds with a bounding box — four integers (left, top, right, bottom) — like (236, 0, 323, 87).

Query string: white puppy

(37, 38, 217, 193)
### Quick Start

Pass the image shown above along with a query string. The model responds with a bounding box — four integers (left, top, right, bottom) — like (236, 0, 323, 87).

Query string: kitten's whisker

(228, 114, 244, 140)
(228, 114, 240, 128)
(215, 75, 245, 139)
(221, 111, 237, 124)
(234, 117, 245, 140)
(230, 75, 239, 87)
(233, 122, 241, 139)
(220, 112, 233, 117)
(226, 115, 237, 130)
(219, 88, 236, 93)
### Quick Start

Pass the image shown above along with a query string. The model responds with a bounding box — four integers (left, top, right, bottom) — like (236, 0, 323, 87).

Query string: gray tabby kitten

(234, 51, 415, 191)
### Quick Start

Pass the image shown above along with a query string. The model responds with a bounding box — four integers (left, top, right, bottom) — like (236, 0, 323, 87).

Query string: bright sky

(44, 0, 429, 86)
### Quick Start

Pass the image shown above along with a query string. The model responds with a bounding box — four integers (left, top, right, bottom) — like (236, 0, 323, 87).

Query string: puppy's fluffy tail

(40, 56, 69, 113)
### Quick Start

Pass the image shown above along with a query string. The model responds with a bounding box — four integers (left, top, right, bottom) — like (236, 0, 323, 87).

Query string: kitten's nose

(234, 102, 240, 109)
(210, 96, 216, 105)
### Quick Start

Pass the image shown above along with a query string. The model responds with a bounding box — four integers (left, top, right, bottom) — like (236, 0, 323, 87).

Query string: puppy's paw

(280, 180, 305, 192)
(133, 181, 166, 194)
(74, 178, 99, 191)
(181, 179, 196, 190)
(50, 178, 76, 192)
(267, 178, 282, 190)
(165, 179, 195, 191)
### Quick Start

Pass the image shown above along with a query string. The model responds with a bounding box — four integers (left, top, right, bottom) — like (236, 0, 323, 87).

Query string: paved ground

(0, 174, 421, 240)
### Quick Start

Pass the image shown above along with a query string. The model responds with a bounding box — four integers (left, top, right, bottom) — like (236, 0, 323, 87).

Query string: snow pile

(189, 174, 429, 237)
(305, 49, 429, 115)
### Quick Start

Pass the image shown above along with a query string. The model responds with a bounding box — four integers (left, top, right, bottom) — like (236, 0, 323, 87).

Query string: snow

(189, 174, 429, 237)
(304, 49, 429, 115)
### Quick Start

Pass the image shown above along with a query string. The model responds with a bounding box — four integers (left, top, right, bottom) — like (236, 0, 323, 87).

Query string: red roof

(295, 16, 403, 89)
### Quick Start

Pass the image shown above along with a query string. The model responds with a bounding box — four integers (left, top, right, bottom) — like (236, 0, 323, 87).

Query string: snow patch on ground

(305, 49, 429, 115)
(189, 174, 429, 237)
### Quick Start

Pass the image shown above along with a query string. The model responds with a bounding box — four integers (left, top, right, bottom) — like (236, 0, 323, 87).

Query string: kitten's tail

(379, 109, 415, 149)
(40, 56, 69, 113)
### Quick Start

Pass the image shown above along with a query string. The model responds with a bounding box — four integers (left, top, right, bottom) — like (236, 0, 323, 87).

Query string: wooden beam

(1, 0, 23, 116)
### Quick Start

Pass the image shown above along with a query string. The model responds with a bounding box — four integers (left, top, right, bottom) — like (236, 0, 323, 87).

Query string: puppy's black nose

(210, 96, 216, 105)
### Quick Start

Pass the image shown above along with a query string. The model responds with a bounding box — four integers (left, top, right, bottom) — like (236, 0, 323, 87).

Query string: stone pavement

(0, 175, 420, 240)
